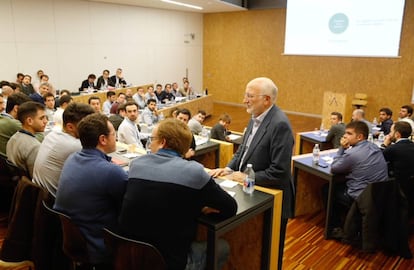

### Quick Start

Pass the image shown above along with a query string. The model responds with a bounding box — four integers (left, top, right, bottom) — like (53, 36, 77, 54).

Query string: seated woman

(210, 113, 232, 142)
(118, 118, 237, 270)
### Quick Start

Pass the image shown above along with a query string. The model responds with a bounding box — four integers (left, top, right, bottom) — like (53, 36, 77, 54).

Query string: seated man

(109, 92, 126, 115)
(188, 110, 206, 135)
(155, 84, 166, 103)
(53, 95, 73, 126)
(144, 85, 159, 104)
(326, 112, 345, 148)
(6, 101, 48, 178)
(326, 121, 388, 237)
(33, 103, 95, 197)
(88, 96, 101, 114)
(398, 105, 414, 132)
(376, 107, 393, 136)
(110, 68, 127, 88)
(210, 113, 232, 142)
(43, 92, 56, 121)
(118, 101, 145, 148)
(108, 103, 126, 131)
(132, 87, 146, 109)
(382, 121, 414, 213)
(102, 91, 116, 115)
(140, 98, 159, 126)
(118, 118, 237, 270)
(176, 108, 196, 158)
(79, 74, 97, 92)
(54, 113, 128, 267)
(96, 69, 114, 90)
(351, 109, 372, 134)
(0, 93, 31, 156)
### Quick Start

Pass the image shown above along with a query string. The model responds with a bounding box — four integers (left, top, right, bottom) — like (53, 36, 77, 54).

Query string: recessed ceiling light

(161, 0, 203, 10)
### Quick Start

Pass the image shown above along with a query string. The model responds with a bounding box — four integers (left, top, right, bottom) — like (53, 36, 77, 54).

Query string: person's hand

(208, 167, 233, 177)
(383, 134, 392, 147)
(231, 171, 247, 183)
(340, 136, 350, 149)
(184, 148, 195, 159)
(201, 206, 220, 215)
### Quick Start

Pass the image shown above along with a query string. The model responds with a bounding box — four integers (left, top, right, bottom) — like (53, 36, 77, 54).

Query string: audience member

(398, 105, 414, 132)
(54, 113, 127, 267)
(88, 96, 101, 113)
(125, 88, 133, 100)
(108, 103, 126, 130)
(327, 121, 388, 238)
(188, 110, 206, 135)
(118, 101, 145, 148)
(176, 108, 196, 158)
(326, 112, 345, 148)
(209, 77, 294, 270)
(351, 109, 372, 134)
(132, 87, 146, 109)
(102, 91, 116, 115)
(4, 92, 32, 120)
(33, 103, 94, 196)
(1, 85, 13, 104)
(210, 113, 232, 141)
(16, 73, 24, 84)
(34, 74, 56, 95)
(54, 89, 71, 108)
(179, 80, 193, 97)
(43, 92, 56, 120)
(6, 101, 47, 178)
(118, 118, 237, 270)
(0, 94, 5, 114)
(20, 74, 35, 96)
(171, 82, 182, 97)
(96, 69, 114, 90)
(53, 95, 73, 126)
(141, 99, 159, 126)
(144, 85, 158, 103)
(376, 107, 393, 136)
(163, 83, 175, 102)
(79, 74, 97, 92)
(155, 83, 166, 102)
(382, 121, 414, 213)
(110, 68, 127, 88)
(109, 92, 126, 114)
(29, 82, 50, 104)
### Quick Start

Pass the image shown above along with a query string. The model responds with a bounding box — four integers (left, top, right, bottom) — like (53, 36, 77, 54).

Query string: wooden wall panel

(204, 1, 414, 122)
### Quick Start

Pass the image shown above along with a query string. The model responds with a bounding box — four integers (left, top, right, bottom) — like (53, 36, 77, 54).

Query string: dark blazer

(96, 76, 115, 89)
(227, 105, 295, 218)
(79, 80, 97, 92)
(109, 75, 127, 87)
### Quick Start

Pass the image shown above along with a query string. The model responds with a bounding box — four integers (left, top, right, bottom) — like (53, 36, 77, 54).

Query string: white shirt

(118, 118, 144, 148)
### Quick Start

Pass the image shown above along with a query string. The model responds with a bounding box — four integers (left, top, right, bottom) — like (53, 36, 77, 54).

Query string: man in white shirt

(33, 103, 94, 196)
(398, 105, 414, 133)
(102, 91, 116, 115)
(132, 87, 146, 109)
(141, 99, 158, 126)
(118, 101, 145, 148)
(53, 95, 73, 127)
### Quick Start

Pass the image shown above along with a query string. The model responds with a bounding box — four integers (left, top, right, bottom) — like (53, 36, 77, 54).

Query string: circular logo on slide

(329, 13, 349, 34)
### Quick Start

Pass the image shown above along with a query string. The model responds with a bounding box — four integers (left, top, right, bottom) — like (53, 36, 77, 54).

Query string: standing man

(6, 101, 48, 178)
(54, 113, 128, 267)
(118, 101, 145, 148)
(326, 112, 345, 148)
(210, 77, 294, 270)
(33, 103, 94, 197)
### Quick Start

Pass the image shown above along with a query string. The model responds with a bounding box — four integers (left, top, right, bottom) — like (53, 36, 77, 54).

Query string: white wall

(0, 0, 203, 92)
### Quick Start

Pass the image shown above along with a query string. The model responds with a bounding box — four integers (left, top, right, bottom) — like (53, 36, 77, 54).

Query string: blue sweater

(54, 148, 128, 264)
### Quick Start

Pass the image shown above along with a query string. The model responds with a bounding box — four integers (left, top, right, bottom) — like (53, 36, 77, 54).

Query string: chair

(103, 228, 167, 270)
(0, 154, 25, 213)
(42, 201, 91, 270)
(351, 93, 368, 109)
(343, 180, 412, 258)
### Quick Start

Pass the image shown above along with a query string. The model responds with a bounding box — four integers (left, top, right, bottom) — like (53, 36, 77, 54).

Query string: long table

(295, 131, 333, 155)
(292, 149, 343, 239)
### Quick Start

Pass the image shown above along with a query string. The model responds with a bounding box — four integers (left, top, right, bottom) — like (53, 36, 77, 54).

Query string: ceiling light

(161, 0, 203, 10)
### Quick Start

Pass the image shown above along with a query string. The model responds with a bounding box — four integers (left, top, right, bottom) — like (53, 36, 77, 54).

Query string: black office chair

(0, 154, 26, 213)
(42, 201, 91, 270)
(103, 228, 167, 270)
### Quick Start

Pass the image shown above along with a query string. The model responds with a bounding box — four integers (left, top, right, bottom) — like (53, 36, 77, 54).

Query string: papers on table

(227, 134, 242, 141)
(321, 155, 334, 164)
(220, 180, 238, 188)
(123, 153, 141, 159)
(175, 97, 187, 102)
(195, 137, 209, 146)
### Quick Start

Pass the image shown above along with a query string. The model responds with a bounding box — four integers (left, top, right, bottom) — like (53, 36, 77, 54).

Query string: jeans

(185, 239, 230, 270)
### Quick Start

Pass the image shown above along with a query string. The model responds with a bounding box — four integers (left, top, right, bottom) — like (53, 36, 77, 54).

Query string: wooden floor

(205, 103, 414, 269)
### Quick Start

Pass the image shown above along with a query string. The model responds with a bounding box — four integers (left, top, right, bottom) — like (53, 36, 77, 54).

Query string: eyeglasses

(148, 136, 159, 142)
(244, 93, 267, 99)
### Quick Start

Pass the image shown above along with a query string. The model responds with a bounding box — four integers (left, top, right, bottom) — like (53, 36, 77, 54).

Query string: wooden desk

(193, 140, 220, 168)
(292, 149, 342, 239)
(158, 95, 213, 117)
(295, 131, 333, 155)
(199, 180, 274, 270)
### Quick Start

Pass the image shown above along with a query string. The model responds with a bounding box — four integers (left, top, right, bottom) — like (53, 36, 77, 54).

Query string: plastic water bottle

(159, 112, 165, 121)
(373, 117, 378, 126)
(368, 133, 374, 143)
(243, 164, 255, 194)
(312, 144, 320, 165)
(378, 132, 385, 143)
